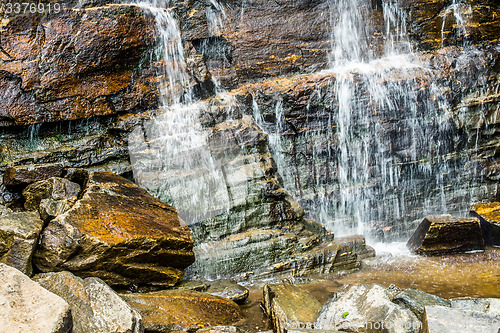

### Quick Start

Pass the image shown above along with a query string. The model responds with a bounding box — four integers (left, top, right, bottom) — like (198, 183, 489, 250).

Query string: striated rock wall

(0, 0, 499, 277)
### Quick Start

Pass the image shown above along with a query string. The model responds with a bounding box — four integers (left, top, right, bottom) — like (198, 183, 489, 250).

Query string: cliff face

(0, 0, 499, 277)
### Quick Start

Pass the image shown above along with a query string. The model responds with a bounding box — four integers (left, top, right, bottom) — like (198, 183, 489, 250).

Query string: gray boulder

(422, 305, 500, 333)
(35, 271, 143, 333)
(316, 284, 421, 332)
(0, 263, 72, 333)
(0, 211, 44, 275)
(451, 298, 500, 316)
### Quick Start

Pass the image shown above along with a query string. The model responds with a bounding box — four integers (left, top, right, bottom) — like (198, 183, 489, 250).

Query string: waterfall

(256, 0, 489, 241)
(129, 0, 231, 225)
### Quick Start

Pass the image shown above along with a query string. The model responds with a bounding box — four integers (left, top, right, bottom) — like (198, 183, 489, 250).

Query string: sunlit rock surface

(316, 284, 421, 332)
(262, 283, 323, 333)
(120, 289, 244, 332)
(0, 211, 43, 275)
(470, 202, 500, 246)
(35, 271, 143, 333)
(34, 171, 195, 286)
(422, 305, 500, 333)
(407, 215, 485, 255)
(0, 263, 72, 333)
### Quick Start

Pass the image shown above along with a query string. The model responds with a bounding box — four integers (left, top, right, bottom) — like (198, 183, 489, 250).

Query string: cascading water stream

(129, 0, 231, 224)
(256, 0, 489, 241)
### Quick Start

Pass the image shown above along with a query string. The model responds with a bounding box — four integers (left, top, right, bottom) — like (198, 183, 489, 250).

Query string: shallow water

(335, 243, 500, 298)
(239, 244, 500, 331)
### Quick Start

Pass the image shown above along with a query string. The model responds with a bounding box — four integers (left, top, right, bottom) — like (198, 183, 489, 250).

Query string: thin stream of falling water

(254, 0, 485, 241)
(130, 0, 231, 224)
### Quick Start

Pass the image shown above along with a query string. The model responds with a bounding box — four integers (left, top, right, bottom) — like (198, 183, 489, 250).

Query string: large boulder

(262, 283, 323, 333)
(316, 284, 421, 332)
(422, 305, 500, 333)
(470, 202, 500, 246)
(407, 215, 485, 255)
(34, 171, 195, 286)
(3, 163, 64, 188)
(0, 263, 72, 333)
(23, 177, 80, 221)
(35, 271, 143, 333)
(0, 211, 44, 275)
(120, 289, 244, 332)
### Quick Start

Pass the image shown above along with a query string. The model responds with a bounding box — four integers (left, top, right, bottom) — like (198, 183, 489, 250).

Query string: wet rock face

(0, 4, 158, 125)
(400, 0, 500, 49)
(407, 215, 485, 255)
(34, 171, 195, 287)
(0, 263, 72, 333)
(178, 0, 334, 88)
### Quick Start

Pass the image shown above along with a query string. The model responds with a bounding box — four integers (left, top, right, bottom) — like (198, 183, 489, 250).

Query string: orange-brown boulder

(33, 171, 195, 286)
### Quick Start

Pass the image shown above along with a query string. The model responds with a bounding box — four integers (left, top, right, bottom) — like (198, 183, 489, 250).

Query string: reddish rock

(3, 163, 64, 188)
(0, 4, 158, 125)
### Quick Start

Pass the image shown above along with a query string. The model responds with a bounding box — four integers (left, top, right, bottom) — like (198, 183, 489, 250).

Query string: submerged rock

(0, 211, 44, 275)
(0, 263, 72, 333)
(35, 271, 143, 333)
(120, 289, 244, 332)
(316, 284, 421, 333)
(263, 283, 323, 333)
(470, 202, 500, 246)
(422, 305, 500, 333)
(407, 215, 485, 255)
(3, 163, 64, 188)
(392, 288, 451, 320)
(34, 171, 195, 287)
(206, 279, 249, 303)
